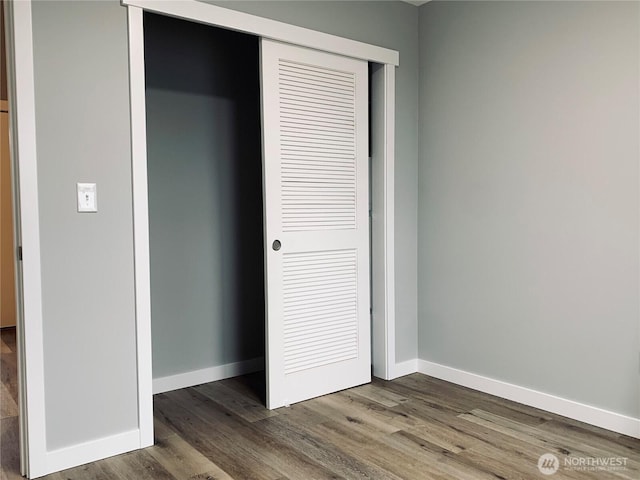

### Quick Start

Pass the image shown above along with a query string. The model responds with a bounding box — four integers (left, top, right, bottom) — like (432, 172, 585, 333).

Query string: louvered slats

(279, 60, 357, 232)
(283, 250, 358, 374)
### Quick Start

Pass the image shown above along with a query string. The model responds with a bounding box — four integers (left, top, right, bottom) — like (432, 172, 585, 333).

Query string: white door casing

(261, 39, 371, 409)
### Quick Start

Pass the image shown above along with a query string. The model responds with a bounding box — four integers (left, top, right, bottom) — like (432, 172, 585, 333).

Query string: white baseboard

(34, 429, 140, 478)
(153, 357, 265, 394)
(417, 359, 640, 439)
(391, 359, 418, 379)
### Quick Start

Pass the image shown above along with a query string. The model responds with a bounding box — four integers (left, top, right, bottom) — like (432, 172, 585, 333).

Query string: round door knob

(272, 240, 281, 251)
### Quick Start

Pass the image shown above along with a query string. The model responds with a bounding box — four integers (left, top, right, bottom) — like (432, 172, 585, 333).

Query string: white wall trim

(126, 5, 154, 449)
(40, 430, 140, 479)
(382, 64, 397, 380)
(4, 1, 47, 477)
(153, 357, 265, 395)
(121, 0, 399, 66)
(371, 64, 397, 381)
(418, 359, 640, 439)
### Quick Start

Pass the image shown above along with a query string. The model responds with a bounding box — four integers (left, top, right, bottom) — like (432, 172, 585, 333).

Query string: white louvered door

(260, 39, 370, 409)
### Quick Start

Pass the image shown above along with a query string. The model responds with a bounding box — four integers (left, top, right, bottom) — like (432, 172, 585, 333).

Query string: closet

(144, 11, 371, 408)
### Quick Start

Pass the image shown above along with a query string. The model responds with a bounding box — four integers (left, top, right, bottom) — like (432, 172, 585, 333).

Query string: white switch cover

(77, 183, 97, 213)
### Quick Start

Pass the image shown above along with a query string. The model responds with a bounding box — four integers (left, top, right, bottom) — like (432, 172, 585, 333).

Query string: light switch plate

(77, 183, 97, 213)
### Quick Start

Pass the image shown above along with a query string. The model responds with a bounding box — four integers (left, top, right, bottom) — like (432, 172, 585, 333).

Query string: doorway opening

(144, 10, 376, 412)
(144, 12, 266, 402)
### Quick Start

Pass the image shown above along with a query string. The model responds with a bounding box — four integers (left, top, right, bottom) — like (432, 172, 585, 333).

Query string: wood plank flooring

(1, 327, 638, 479)
(1, 327, 20, 480)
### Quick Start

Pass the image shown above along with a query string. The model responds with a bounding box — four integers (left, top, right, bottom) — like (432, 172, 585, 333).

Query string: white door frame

(3, 1, 46, 477)
(126, 0, 399, 444)
(5, 0, 398, 474)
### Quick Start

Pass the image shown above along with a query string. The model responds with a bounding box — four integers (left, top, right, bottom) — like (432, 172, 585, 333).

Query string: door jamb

(370, 63, 396, 381)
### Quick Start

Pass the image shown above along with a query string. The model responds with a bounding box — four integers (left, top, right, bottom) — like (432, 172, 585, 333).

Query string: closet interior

(145, 12, 266, 398)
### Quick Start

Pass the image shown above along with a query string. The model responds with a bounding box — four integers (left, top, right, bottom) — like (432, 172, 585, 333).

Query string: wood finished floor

(1, 327, 639, 480)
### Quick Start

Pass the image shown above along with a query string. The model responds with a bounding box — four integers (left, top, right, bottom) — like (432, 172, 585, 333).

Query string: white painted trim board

(371, 63, 397, 381)
(41, 430, 140, 479)
(126, 5, 154, 450)
(122, 0, 399, 66)
(418, 359, 640, 439)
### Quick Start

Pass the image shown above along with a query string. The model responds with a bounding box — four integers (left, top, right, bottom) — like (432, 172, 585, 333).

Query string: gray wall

(145, 14, 264, 379)
(31, 0, 138, 450)
(207, 0, 420, 364)
(418, 1, 639, 417)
